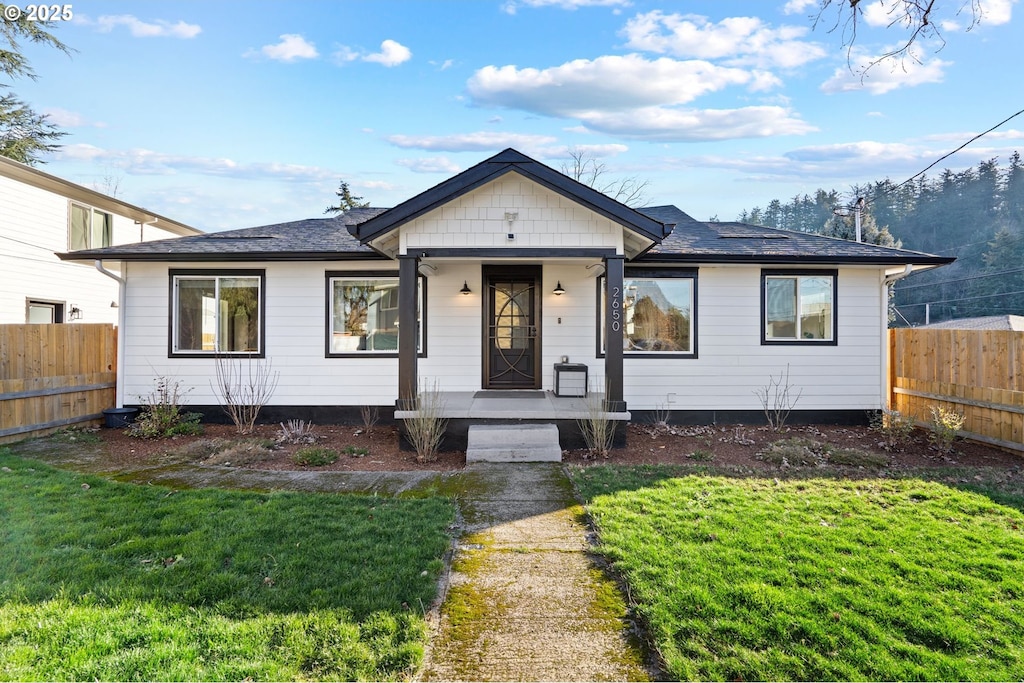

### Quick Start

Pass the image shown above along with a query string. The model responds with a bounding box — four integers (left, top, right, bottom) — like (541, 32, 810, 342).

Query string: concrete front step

(465, 423, 562, 463)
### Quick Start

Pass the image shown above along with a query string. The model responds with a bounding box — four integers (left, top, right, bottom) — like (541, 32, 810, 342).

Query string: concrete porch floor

(394, 390, 631, 421)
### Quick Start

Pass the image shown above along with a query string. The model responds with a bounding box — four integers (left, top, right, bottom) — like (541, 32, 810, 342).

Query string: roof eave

(57, 250, 385, 263)
(635, 253, 957, 266)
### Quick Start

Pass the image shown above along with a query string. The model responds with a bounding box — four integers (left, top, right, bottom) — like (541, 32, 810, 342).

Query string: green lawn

(0, 449, 455, 681)
(572, 465, 1024, 681)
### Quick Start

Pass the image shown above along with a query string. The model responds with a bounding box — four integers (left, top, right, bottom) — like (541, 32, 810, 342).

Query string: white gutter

(880, 264, 915, 410)
(94, 260, 126, 408)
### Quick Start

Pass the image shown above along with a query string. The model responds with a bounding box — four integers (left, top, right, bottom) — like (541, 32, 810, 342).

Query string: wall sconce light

(553, 281, 565, 296)
(460, 280, 472, 295)
(68, 305, 82, 320)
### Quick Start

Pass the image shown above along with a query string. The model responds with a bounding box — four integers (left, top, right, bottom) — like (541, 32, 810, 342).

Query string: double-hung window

(762, 270, 837, 344)
(326, 272, 424, 356)
(171, 270, 264, 356)
(599, 268, 697, 357)
(69, 202, 112, 251)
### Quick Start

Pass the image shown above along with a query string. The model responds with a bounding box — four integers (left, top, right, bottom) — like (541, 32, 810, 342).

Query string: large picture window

(327, 273, 424, 356)
(600, 269, 696, 357)
(171, 271, 264, 355)
(762, 270, 836, 344)
(69, 202, 112, 251)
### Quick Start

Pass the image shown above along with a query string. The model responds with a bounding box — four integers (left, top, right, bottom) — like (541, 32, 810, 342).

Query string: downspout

(880, 264, 914, 411)
(95, 260, 126, 408)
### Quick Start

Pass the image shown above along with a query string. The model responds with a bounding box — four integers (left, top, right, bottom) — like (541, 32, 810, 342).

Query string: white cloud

(42, 107, 104, 128)
(576, 105, 816, 141)
(363, 40, 412, 67)
(334, 40, 412, 67)
(783, 0, 818, 15)
(85, 14, 201, 38)
(248, 34, 319, 62)
(820, 49, 950, 94)
(469, 55, 755, 115)
(396, 156, 462, 173)
(501, 0, 630, 15)
(431, 59, 455, 70)
(467, 53, 812, 141)
(621, 11, 827, 69)
(55, 144, 337, 182)
(862, 0, 1014, 29)
(385, 131, 558, 152)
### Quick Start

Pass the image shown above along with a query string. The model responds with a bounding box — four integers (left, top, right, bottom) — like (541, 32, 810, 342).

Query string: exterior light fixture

(460, 280, 472, 295)
(553, 281, 565, 296)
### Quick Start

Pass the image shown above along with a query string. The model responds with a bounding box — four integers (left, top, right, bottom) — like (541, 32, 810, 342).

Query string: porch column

(604, 255, 625, 411)
(397, 254, 419, 409)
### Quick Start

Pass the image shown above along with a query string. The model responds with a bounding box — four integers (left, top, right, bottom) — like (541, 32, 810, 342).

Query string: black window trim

(324, 270, 427, 359)
(168, 268, 267, 359)
(760, 268, 838, 346)
(596, 266, 699, 360)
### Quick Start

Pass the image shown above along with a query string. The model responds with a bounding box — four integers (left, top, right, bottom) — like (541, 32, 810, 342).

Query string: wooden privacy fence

(890, 328, 1024, 453)
(0, 324, 117, 444)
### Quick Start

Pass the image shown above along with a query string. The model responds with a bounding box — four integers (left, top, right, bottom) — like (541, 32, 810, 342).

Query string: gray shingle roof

(920, 315, 1024, 331)
(58, 210, 388, 262)
(640, 219, 953, 266)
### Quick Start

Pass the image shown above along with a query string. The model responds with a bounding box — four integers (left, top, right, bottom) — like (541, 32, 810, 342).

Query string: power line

(888, 108, 1024, 195)
(896, 265, 1024, 291)
(0, 233, 60, 253)
(895, 288, 1024, 307)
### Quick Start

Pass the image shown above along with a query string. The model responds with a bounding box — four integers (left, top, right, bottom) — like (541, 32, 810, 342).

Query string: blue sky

(14, 0, 1023, 231)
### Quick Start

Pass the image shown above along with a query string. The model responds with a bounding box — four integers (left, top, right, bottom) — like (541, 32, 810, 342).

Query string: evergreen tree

(324, 181, 370, 215)
(0, 6, 71, 164)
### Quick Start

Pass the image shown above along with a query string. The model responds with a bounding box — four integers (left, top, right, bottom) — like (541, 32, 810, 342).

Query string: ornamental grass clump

(403, 381, 447, 463)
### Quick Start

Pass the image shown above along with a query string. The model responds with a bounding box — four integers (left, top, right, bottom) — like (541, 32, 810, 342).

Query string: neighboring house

(60, 149, 953, 440)
(0, 155, 201, 325)
(920, 315, 1024, 331)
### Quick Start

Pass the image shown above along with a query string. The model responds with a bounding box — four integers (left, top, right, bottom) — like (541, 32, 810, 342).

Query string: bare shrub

(753, 364, 803, 432)
(870, 408, 917, 452)
(277, 419, 316, 445)
(130, 376, 203, 439)
(404, 381, 447, 463)
(360, 405, 380, 433)
(211, 354, 279, 434)
(577, 391, 615, 459)
(929, 405, 965, 454)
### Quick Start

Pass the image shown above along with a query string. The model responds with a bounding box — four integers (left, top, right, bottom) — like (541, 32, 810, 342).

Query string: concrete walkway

(9, 442, 653, 681)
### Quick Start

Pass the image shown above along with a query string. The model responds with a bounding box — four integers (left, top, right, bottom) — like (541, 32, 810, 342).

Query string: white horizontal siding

(0, 175, 186, 324)
(121, 261, 889, 414)
(623, 266, 886, 411)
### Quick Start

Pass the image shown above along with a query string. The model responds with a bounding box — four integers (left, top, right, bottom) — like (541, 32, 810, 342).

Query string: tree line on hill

(736, 154, 1024, 326)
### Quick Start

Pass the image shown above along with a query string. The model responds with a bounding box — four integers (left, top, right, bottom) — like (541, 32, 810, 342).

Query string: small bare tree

(753, 365, 803, 432)
(576, 380, 616, 458)
(211, 354, 279, 434)
(561, 148, 649, 207)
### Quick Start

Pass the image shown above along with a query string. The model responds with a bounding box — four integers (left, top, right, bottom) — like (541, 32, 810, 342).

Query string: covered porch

(393, 390, 631, 421)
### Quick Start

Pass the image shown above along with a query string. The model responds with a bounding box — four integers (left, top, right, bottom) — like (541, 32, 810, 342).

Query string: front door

(484, 265, 541, 389)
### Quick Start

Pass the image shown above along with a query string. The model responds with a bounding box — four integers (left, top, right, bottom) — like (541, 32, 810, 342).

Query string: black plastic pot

(102, 407, 139, 428)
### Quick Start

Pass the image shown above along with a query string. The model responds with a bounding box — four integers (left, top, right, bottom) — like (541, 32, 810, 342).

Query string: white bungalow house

(59, 149, 953, 448)
(0, 155, 201, 325)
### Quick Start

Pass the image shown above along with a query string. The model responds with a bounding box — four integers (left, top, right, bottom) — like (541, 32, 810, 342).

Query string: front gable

(352, 148, 668, 259)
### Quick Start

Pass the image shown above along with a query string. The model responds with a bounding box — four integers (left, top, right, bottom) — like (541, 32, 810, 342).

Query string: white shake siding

(0, 174, 182, 324)
(122, 261, 401, 407)
(623, 266, 885, 411)
(400, 174, 623, 253)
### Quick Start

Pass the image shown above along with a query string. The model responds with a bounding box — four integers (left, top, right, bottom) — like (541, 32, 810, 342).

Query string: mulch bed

(91, 419, 1023, 474)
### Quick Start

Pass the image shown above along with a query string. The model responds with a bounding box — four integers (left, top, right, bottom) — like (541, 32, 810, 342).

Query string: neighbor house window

(762, 270, 836, 344)
(326, 272, 424, 356)
(171, 270, 264, 355)
(599, 269, 697, 357)
(69, 202, 112, 251)
(26, 299, 64, 324)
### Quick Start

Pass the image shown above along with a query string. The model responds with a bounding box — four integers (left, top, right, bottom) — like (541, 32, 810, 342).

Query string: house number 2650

(609, 286, 621, 332)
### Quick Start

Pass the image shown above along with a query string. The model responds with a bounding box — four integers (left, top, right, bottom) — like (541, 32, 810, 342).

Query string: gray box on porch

(554, 363, 588, 397)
